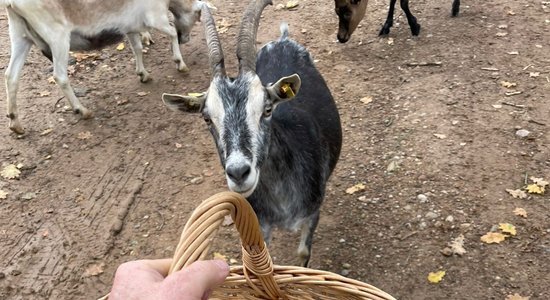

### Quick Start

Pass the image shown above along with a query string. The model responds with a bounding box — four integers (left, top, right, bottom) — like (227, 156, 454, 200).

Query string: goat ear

(266, 74, 301, 103)
(162, 93, 205, 113)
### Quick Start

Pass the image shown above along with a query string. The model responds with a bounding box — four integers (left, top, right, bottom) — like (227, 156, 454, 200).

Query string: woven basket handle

(169, 191, 283, 299)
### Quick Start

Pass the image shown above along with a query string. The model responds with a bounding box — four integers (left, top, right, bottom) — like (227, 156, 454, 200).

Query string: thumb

(161, 260, 229, 299)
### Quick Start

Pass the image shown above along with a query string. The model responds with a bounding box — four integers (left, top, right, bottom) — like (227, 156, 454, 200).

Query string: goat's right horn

(200, 3, 226, 77)
(236, 0, 272, 74)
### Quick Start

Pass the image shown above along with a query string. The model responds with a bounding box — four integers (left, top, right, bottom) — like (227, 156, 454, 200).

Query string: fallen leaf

(84, 263, 105, 277)
(175, 143, 183, 149)
(116, 43, 125, 51)
(506, 189, 527, 199)
(500, 81, 517, 88)
(1, 164, 21, 179)
(499, 223, 517, 236)
(513, 207, 527, 218)
(39, 91, 51, 97)
(77, 131, 93, 140)
(529, 72, 540, 78)
(529, 176, 549, 187)
(427, 270, 446, 283)
(480, 232, 507, 244)
(360, 96, 373, 105)
(137, 91, 150, 97)
(346, 183, 365, 195)
(433, 134, 447, 139)
(40, 128, 53, 136)
(448, 234, 466, 256)
(495, 32, 508, 37)
(387, 37, 394, 45)
(526, 184, 544, 194)
(0, 190, 8, 199)
(505, 293, 529, 300)
(213, 252, 227, 262)
(71, 52, 100, 62)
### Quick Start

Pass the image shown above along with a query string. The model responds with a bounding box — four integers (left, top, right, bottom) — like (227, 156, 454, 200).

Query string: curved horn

(200, 3, 226, 77)
(237, 0, 272, 74)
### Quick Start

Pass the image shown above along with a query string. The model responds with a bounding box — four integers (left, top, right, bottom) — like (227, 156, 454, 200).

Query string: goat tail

(279, 22, 289, 40)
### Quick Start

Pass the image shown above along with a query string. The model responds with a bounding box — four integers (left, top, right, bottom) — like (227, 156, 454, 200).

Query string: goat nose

(226, 164, 251, 184)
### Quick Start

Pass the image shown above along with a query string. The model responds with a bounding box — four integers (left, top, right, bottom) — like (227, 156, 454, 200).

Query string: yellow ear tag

(188, 92, 204, 97)
(280, 83, 295, 98)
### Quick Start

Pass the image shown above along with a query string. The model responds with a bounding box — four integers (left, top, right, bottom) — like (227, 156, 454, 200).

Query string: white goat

(0, 0, 203, 134)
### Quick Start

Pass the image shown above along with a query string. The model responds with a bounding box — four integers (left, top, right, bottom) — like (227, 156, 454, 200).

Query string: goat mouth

(337, 33, 350, 43)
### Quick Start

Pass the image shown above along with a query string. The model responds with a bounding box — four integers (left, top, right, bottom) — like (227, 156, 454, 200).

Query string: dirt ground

(0, 0, 549, 299)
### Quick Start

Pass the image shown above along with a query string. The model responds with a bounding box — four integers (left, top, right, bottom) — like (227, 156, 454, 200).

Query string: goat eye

(203, 115, 212, 125)
(263, 105, 273, 117)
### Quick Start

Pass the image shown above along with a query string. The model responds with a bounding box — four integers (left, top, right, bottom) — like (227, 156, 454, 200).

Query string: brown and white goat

(0, 0, 202, 134)
(334, 0, 461, 43)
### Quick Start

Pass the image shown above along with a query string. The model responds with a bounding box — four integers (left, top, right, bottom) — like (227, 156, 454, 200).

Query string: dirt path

(1, 0, 549, 299)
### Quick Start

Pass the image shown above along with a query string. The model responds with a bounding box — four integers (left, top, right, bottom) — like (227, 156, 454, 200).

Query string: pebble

(403, 204, 412, 210)
(339, 238, 346, 243)
(417, 194, 428, 203)
(445, 215, 454, 222)
(419, 221, 427, 229)
(190, 176, 204, 184)
(341, 269, 350, 276)
(342, 263, 351, 269)
(425, 212, 439, 220)
(515, 129, 530, 138)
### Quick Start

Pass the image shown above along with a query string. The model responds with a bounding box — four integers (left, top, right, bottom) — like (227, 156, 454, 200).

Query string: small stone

(342, 263, 351, 269)
(339, 238, 346, 243)
(425, 212, 439, 220)
(341, 269, 350, 276)
(418, 222, 427, 229)
(417, 194, 428, 203)
(10, 270, 21, 276)
(62, 144, 69, 149)
(21, 192, 37, 201)
(445, 215, 454, 222)
(515, 129, 530, 138)
(190, 176, 204, 184)
(403, 204, 412, 210)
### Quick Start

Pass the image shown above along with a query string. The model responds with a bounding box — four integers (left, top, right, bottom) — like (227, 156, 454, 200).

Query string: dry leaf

(495, 32, 508, 37)
(77, 131, 93, 140)
(360, 96, 373, 105)
(71, 52, 100, 62)
(499, 223, 517, 236)
(137, 91, 150, 97)
(84, 263, 105, 277)
(285, 0, 299, 9)
(39, 91, 51, 97)
(505, 293, 529, 300)
(480, 232, 507, 244)
(500, 81, 517, 88)
(433, 134, 447, 139)
(47, 76, 56, 84)
(427, 270, 446, 283)
(213, 252, 227, 262)
(506, 189, 527, 199)
(513, 207, 527, 218)
(387, 37, 394, 45)
(0, 190, 8, 200)
(448, 234, 466, 256)
(529, 72, 540, 78)
(40, 128, 53, 136)
(1, 164, 21, 179)
(116, 43, 125, 51)
(529, 177, 549, 187)
(526, 184, 544, 194)
(346, 183, 365, 195)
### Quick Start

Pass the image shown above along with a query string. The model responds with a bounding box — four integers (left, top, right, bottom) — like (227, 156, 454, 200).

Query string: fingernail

(213, 259, 229, 272)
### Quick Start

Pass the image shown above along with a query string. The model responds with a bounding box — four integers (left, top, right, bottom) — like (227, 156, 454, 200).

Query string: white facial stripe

(205, 81, 226, 148)
(245, 74, 267, 164)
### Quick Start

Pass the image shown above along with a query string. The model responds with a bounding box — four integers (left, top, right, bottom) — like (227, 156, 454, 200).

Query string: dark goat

(335, 0, 461, 43)
(163, 0, 342, 267)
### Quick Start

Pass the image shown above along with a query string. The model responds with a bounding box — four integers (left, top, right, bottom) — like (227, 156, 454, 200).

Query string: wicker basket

(167, 191, 397, 300)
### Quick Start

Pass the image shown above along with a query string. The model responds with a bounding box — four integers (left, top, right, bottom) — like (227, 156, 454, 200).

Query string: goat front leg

(152, 17, 189, 72)
(400, 0, 421, 36)
(452, 0, 460, 17)
(127, 33, 151, 83)
(297, 211, 320, 267)
(4, 11, 33, 134)
(379, 0, 398, 36)
(49, 32, 92, 119)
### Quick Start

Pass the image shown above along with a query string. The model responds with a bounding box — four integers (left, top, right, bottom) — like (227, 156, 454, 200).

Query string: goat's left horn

(201, 3, 226, 77)
(236, 0, 272, 74)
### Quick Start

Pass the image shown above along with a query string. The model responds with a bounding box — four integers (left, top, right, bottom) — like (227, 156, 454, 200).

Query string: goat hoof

(139, 73, 152, 83)
(379, 25, 391, 36)
(78, 108, 93, 119)
(177, 65, 190, 73)
(411, 23, 421, 36)
(9, 121, 25, 135)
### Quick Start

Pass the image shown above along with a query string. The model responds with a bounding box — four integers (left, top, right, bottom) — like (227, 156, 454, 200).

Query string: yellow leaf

(529, 176, 549, 187)
(1, 164, 21, 179)
(0, 189, 7, 199)
(285, 0, 299, 9)
(505, 293, 529, 300)
(77, 131, 93, 140)
(346, 183, 365, 195)
(480, 232, 507, 244)
(213, 252, 227, 262)
(506, 188, 527, 199)
(526, 184, 544, 194)
(499, 223, 517, 236)
(427, 270, 446, 283)
(116, 42, 125, 51)
(513, 207, 527, 218)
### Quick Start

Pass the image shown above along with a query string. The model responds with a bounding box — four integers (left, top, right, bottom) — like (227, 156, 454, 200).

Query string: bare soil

(1, 0, 549, 299)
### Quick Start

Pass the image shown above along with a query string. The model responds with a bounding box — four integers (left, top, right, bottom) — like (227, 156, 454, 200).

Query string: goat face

(171, 0, 203, 44)
(334, 0, 368, 43)
(163, 73, 301, 197)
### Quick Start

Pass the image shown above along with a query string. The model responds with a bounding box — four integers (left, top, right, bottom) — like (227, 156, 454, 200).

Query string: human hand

(109, 259, 229, 300)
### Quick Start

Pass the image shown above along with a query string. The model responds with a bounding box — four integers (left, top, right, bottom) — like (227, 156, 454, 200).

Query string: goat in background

(335, 0, 461, 43)
(0, 0, 203, 134)
(164, 0, 342, 267)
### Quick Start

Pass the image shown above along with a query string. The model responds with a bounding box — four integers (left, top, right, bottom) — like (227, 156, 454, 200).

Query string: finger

(142, 258, 173, 277)
(162, 260, 229, 299)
